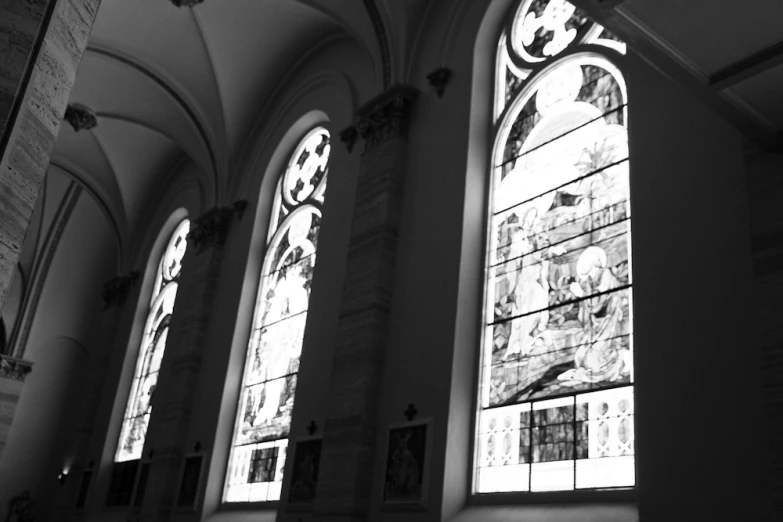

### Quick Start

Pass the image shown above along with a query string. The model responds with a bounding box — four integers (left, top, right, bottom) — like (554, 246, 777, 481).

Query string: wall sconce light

(58, 470, 68, 486)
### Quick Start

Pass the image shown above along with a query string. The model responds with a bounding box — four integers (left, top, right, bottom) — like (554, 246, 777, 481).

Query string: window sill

(218, 500, 278, 511)
(470, 487, 636, 506)
(204, 502, 278, 522)
(449, 501, 637, 522)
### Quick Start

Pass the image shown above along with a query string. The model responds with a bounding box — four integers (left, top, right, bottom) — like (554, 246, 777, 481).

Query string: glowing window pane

(224, 127, 329, 503)
(477, 0, 633, 494)
(115, 219, 190, 463)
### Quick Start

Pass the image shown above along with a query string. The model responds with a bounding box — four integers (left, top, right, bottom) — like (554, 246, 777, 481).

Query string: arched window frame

(115, 218, 190, 464)
(474, 0, 635, 496)
(223, 126, 330, 504)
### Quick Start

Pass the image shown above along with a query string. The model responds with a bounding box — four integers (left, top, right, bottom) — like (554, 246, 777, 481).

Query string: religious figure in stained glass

(115, 218, 190, 463)
(224, 127, 329, 503)
(477, 0, 634, 494)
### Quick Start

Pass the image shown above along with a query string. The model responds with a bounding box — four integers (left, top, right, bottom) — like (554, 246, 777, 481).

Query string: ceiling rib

(85, 45, 220, 189)
(709, 41, 783, 91)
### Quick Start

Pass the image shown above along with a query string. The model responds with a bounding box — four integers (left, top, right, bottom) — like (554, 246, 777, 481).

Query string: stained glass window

(115, 219, 190, 463)
(224, 127, 330, 503)
(476, 0, 634, 494)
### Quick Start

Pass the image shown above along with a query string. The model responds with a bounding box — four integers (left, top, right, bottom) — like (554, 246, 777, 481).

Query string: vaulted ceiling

(51, 0, 783, 272)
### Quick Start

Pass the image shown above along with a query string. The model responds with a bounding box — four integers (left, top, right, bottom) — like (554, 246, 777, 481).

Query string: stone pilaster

(0, 355, 33, 460)
(313, 84, 417, 519)
(137, 204, 240, 521)
(745, 147, 783, 518)
(0, 0, 102, 314)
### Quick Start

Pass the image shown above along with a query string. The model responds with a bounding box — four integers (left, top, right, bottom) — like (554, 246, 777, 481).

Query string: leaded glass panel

(115, 219, 189, 463)
(477, 0, 633, 494)
(224, 127, 329, 503)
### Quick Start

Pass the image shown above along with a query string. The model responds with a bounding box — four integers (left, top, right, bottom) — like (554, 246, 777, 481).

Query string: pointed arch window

(476, 0, 634, 494)
(116, 219, 190, 463)
(224, 127, 330, 503)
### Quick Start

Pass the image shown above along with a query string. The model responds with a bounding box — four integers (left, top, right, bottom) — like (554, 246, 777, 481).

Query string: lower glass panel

(476, 386, 634, 493)
(224, 439, 287, 502)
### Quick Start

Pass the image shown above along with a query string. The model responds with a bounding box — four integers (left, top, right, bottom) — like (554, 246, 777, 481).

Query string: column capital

(102, 271, 140, 308)
(187, 200, 247, 254)
(0, 354, 33, 382)
(356, 84, 419, 153)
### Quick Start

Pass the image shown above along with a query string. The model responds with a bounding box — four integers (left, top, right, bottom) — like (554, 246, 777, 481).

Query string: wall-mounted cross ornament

(306, 420, 318, 436)
(404, 403, 418, 422)
(193, 441, 202, 453)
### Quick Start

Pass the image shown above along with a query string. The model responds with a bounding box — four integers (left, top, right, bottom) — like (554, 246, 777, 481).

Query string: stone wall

(746, 149, 783, 518)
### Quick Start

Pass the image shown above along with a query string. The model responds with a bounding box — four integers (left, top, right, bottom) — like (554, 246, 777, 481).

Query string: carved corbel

(187, 201, 248, 254)
(355, 84, 419, 153)
(426, 67, 452, 98)
(0, 355, 33, 382)
(102, 271, 140, 308)
(64, 103, 97, 132)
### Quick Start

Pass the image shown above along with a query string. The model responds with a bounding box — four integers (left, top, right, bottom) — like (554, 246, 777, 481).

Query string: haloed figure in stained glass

(477, 0, 634, 494)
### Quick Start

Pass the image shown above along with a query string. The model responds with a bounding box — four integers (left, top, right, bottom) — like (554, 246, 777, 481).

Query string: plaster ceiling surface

(728, 63, 783, 130)
(194, 0, 337, 158)
(69, 51, 213, 173)
(623, 0, 783, 76)
(91, 119, 181, 239)
(61, 0, 356, 254)
(52, 125, 128, 239)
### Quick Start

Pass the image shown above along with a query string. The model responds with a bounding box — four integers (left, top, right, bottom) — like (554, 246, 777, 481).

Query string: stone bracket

(426, 67, 451, 98)
(64, 103, 98, 132)
(0, 354, 33, 381)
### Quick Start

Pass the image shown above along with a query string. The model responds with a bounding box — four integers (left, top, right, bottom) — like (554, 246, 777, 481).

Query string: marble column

(138, 204, 244, 522)
(0, 0, 101, 313)
(313, 84, 418, 520)
(0, 355, 33, 461)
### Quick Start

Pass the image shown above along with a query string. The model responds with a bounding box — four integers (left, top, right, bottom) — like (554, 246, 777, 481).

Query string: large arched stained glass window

(116, 219, 190, 462)
(224, 127, 330, 503)
(476, 0, 633, 494)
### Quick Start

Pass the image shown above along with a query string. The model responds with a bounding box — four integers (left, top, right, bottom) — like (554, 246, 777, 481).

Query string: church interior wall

(0, 0, 777, 521)
(624, 52, 766, 522)
(0, 181, 118, 518)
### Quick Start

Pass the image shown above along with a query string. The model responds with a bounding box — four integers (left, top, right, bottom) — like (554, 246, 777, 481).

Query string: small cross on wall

(404, 403, 418, 421)
(306, 420, 318, 436)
